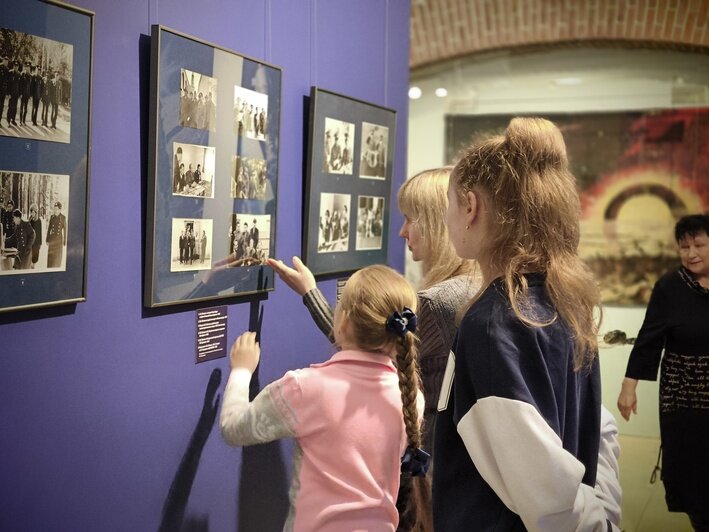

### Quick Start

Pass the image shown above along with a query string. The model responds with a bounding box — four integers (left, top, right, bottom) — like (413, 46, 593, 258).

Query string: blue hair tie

(401, 446, 430, 477)
(386, 307, 417, 338)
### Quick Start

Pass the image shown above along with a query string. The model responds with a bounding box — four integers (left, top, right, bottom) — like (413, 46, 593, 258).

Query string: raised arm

(267, 257, 335, 343)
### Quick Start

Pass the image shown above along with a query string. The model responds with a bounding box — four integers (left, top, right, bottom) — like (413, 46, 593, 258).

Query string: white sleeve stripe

(457, 396, 611, 532)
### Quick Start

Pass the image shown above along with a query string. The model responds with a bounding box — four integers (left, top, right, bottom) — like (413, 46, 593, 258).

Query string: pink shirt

(221, 350, 422, 532)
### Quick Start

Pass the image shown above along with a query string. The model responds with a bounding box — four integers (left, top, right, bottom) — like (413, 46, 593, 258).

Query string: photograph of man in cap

(4, 209, 36, 270)
(40, 70, 51, 127)
(2, 199, 15, 237)
(0, 56, 9, 124)
(6, 60, 20, 126)
(46, 201, 67, 268)
(30, 64, 42, 126)
(19, 61, 31, 125)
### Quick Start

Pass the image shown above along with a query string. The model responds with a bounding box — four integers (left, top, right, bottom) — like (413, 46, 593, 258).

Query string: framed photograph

(0, 0, 94, 313)
(145, 26, 282, 308)
(303, 87, 396, 276)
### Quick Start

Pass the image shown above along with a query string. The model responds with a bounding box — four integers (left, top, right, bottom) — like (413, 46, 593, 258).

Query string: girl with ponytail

(221, 265, 430, 531)
(434, 117, 619, 531)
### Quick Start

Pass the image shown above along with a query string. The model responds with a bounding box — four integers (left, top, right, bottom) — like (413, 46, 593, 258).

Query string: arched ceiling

(410, 0, 709, 71)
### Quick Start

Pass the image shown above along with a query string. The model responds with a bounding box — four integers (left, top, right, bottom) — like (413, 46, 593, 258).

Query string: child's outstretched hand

(266, 256, 316, 296)
(230, 331, 260, 372)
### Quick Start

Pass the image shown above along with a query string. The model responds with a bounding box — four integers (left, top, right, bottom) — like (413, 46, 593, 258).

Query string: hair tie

(401, 446, 430, 477)
(385, 307, 417, 337)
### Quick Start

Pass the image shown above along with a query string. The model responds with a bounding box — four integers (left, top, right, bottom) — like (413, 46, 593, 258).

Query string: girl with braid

(220, 265, 429, 532)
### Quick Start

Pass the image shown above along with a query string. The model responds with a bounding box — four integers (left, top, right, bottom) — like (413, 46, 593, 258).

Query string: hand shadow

(158, 368, 222, 532)
(237, 300, 290, 531)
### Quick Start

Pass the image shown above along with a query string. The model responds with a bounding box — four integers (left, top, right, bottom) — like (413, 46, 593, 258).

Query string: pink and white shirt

(221, 350, 423, 532)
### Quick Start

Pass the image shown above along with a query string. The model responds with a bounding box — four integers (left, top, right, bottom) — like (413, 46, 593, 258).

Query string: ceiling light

(408, 86, 422, 99)
(435, 87, 448, 97)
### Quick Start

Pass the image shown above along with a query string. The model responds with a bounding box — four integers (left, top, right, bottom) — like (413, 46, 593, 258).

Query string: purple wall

(0, 1, 410, 530)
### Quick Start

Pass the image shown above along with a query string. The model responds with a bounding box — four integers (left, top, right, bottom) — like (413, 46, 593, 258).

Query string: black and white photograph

(172, 142, 215, 198)
(228, 213, 270, 265)
(233, 85, 268, 140)
(0, 29, 73, 143)
(170, 218, 213, 272)
(359, 122, 388, 180)
(318, 192, 351, 253)
(356, 195, 384, 251)
(179, 68, 217, 132)
(0, 170, 70, 274)
(231, 155, 267, 199)
(323, 117, 355, 175)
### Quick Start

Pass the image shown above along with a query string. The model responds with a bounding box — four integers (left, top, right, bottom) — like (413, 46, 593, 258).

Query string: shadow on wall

(158, 300, 289, 532)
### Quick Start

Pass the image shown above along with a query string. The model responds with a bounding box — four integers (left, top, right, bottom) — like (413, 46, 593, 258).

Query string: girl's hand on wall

(230, 331, 260, 373)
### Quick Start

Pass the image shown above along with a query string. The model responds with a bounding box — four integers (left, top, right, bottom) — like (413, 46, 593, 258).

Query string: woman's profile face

(679, 231, 709, 278)
(399, 211, 425, 263)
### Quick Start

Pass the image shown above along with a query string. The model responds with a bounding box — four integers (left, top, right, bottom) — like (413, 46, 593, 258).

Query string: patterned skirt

(659, 351, 709, 515)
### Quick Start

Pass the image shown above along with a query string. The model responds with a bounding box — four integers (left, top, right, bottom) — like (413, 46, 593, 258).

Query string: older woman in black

(618, 214, 709, 532)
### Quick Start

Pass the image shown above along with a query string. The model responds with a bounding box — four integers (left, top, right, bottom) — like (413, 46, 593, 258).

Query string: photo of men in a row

(228, 213, 270, 265)
(0, 29, 73, 143)
(179, 68, 217, 132)
(170, 218, 213, 272)
(0, 171, 69, 274)
(323, 118, 354, 175)
(172, 142, 215, 198)
(231, 155, 268, 200)
(233, 85, 268, 141)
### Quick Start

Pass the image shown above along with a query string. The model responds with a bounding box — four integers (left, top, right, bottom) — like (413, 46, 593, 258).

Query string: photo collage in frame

(144, 26, 281, 308)
(303, 87, 396, 276)
(0, 0, 94, 313)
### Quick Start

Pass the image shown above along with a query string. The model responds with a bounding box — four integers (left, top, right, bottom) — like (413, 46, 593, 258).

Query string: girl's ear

(465, 190, 479, 225)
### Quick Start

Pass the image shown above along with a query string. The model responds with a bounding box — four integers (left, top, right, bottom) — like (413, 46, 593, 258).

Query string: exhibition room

(1, 1, 708, 531)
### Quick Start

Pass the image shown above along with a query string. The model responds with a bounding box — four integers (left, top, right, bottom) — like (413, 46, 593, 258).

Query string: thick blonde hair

(336, 265, 432, 531)
(398, 167, 474, 289)
(451, 117, 601, 369)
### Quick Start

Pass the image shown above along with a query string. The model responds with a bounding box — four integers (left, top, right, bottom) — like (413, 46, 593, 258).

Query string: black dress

(625, 268, 709, 517)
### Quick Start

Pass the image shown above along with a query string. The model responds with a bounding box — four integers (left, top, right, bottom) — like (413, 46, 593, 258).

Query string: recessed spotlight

(408, 86, 422, 99)
(435, 87, 448, 97)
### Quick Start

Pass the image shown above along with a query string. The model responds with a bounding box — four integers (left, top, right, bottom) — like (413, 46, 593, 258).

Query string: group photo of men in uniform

(0, 171, 69, 273)
(0, 28, 73, 143)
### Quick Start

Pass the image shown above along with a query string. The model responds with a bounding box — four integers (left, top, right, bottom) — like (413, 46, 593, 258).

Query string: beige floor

(618, 434, 692, 532)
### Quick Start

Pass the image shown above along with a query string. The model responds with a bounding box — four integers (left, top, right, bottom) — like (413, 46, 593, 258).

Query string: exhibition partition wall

(0, 1, 410, 530)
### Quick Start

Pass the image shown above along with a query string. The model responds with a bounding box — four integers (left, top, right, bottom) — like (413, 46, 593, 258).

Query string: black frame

(303, 87, 396, 277)
(0, 0, 94, 313)
(144, 26, 282, 308)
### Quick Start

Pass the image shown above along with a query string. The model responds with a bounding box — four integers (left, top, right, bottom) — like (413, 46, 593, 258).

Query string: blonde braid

(394, 332, 433, 532)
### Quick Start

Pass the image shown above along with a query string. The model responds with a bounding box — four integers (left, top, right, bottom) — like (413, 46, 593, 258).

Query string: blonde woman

(221, 266, 428, 531)
(268, 167, 478, 453)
